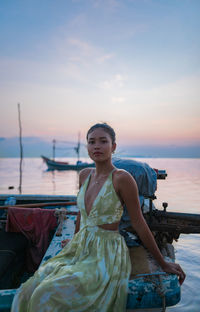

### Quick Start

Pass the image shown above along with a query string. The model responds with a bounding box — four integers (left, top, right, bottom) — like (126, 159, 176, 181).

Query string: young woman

(11, 123, 185, 312)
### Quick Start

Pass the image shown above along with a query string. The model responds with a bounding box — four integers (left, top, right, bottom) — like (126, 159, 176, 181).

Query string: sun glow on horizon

(0, 0, 200, 152)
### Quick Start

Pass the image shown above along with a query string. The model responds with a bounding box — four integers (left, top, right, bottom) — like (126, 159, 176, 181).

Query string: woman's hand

(161, 261, 186, 285)
(61, 239, 70, 248)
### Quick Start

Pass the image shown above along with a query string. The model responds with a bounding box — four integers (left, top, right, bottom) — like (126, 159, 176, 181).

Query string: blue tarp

(112, 158, 157, 197)
(112, 158, 157, 238)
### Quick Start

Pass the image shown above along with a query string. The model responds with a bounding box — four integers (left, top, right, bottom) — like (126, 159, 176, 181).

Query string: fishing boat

(0, 159, 199, 311)
(41, 134, 95, 171)
(0, 196, 180, 311)
(41, 155, 95, 171)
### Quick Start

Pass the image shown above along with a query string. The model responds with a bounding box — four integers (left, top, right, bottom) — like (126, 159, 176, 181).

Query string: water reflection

(0, 157, 200, 311)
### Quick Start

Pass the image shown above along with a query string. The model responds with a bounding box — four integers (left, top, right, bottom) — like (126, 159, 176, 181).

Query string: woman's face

(87, 128, 116, 162)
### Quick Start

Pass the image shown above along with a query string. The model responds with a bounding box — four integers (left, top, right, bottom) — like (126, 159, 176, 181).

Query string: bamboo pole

(0, 201, 77, 210)
(18, 103, 23, 194)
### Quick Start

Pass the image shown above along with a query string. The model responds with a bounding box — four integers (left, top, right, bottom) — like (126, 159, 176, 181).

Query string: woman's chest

(84, 182, 105, 214)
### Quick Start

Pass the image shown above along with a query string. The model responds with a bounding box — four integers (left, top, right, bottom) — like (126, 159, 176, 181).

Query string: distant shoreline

(1, 137, 199, 158)
(0, 156, 199, 159)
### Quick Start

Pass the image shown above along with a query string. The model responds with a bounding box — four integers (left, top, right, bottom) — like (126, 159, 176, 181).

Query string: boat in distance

(41, 155, 95, 171)
(41, 155, 167, 179)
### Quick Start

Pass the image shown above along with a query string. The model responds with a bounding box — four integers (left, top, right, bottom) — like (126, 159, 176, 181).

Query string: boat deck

(0, 204, 180, 311)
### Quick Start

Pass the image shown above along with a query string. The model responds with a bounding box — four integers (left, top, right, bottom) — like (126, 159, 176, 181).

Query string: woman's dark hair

(86, 123, 116, 144)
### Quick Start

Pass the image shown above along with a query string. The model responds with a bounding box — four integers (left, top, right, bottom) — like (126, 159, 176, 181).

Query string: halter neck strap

(110, 167, 116, 174)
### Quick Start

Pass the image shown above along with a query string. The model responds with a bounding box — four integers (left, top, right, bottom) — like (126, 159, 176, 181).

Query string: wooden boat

(0, 195, 182, 311)
(41, 134, 95, 171)
(41, 155, 95, 171)
(0, 159, 199, 311)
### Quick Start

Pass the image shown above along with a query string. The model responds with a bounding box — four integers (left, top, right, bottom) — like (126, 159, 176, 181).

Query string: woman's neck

(94, 160, 115, 176)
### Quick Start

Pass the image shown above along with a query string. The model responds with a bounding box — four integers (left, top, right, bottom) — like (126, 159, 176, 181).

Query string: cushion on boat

(0, 231, 28, 280)
(0, 250, 16, 279)
(0, 231, 28, 253)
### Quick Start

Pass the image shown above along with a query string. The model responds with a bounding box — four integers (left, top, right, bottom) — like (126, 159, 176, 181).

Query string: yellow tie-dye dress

(11, 170, 131, 312)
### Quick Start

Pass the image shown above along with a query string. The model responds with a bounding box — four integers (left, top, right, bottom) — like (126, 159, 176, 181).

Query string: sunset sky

(1, 0, 200, 148)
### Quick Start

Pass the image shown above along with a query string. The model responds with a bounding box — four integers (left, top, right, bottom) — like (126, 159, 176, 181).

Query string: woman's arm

(116, 170, 186, 285)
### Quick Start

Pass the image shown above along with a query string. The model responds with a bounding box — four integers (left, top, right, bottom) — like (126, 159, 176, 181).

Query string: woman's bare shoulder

(113, 169, 139, 205)
(79, 168, 93, 186)
(113, 168, 137, 191)
(113, 168, 135, 182)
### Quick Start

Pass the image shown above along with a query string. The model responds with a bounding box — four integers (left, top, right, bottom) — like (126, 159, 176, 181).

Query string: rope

(140, 273, 166, 312)
(158, 274, 166, 312)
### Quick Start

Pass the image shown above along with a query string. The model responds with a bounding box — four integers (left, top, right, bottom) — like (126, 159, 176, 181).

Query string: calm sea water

(0, 157, 200, 312)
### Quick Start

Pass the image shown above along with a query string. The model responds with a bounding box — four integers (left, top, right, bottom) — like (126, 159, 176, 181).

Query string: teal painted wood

(127, 273, 180, 309)
(0, 289, 16, 311)
(0, 207, 180, 311)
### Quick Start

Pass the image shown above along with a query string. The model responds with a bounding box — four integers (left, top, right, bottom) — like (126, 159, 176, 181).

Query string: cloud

(146, 74, 200, 115)
(97, 53, 114, 64)
(90, 0, 121, 9)
(66, 38, 115, 67)
(111, 96, 126, 103)
(100, 74, 126, 89)
(68, 38, 93, 56)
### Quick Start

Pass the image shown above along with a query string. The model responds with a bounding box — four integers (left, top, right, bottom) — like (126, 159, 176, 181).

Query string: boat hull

(0, 195, 180, 310)
(41, 155, 95, 171)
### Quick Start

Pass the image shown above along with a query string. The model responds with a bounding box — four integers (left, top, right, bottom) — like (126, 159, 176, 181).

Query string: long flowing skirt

(11, 226, 131, 312)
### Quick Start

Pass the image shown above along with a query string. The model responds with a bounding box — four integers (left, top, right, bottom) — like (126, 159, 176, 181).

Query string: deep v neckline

(84, 170, 113, 217)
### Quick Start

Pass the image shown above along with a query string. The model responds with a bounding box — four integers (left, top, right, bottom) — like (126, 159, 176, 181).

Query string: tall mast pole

(74, 132, 80, 162)
(77, 132, 80, 162)
(53, 139, 56, 160)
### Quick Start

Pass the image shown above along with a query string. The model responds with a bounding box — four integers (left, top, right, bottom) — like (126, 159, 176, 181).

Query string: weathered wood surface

(0, 206, 180, 311)
(146, 210, 200, 234)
